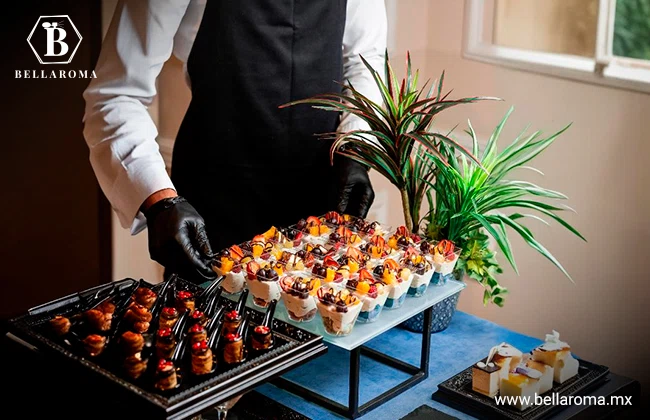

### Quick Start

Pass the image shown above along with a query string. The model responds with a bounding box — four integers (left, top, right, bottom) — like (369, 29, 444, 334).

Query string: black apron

(172, 0, 348, 252)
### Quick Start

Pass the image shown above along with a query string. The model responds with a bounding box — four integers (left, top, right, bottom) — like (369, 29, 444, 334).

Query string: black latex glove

(144, 196, 216, 284)
(335, 156, 375, 218)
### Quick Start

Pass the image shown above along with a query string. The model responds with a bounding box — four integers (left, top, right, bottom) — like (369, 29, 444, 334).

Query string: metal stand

(272, 307, 433, 419)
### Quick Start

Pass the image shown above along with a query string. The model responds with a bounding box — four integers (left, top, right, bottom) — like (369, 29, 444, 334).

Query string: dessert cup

(262, 226, 305, 252)
(375, 260, 413, 309)
(347, 272, 388, 323)
(423, 240, 461, 286)
(245, 262, 282, 308)
(402, 249, 434, 297)
(298, 216, 332, 244)
(279, 275, 320, 322)
(387, 226, 422, 252)
(311, 255, 348, 288)
(316, 287, 362, 336)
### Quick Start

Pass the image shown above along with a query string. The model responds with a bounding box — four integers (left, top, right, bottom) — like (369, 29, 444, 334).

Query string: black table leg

(421, 306, 432, 377)
(348, 347, 361, 418)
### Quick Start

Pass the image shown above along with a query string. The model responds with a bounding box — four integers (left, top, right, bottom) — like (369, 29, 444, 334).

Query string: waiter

(83, 0, 387, 283)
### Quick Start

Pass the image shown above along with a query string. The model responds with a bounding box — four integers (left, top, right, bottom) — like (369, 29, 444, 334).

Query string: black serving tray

(5, 277, 327, 419)
(433, 358, 610, 420)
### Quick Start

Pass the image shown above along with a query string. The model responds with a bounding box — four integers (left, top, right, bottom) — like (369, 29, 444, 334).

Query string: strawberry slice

(306, 216, 321, 226)
(383, 258, 400, 271)
(323, 255, 339, 268)
(358, 268, 374, 282)
(229, 244, 245, 261)
(252, 234, 266, 243)
(246, 261, 260, 279)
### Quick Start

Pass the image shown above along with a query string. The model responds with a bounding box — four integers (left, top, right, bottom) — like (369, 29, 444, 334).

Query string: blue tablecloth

(256, 311, 544, 419)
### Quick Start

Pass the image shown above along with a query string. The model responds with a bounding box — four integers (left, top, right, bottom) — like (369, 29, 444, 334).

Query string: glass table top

(229, 280, 466, 351)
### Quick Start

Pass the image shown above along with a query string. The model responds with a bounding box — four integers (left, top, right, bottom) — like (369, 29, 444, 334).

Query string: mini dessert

(524, 355, 554, 394)
(262, 226, 304, 250)
(155, 359, 178, 391)
(133, 287, 157, 309)
(322, 210, 350, 226)
(316, 287, 362, 336)
(347, 270, 388, 323)
(159, 307, 180, 330)
(402, 248, 434, 296)
(49, 315, 71, 336)
(223, 310, 243, 337)
(532, 330, 579, 384)
(97, 300, 116, 315)
(295, 249, 316, 268)
(499, 365, 542, 410)
(175, 290, 196, 313)
(248, 234, 274, 259)
(188, 310, 207, 328)
(120, 331, 144, 355)
(250, 300, 276, 351)
(278, 251, 307, 272)
(191, 339, 214, 375)
(245, 262, 282, 308)
(124, 354, 148, 380)
(421, 239, 461, 285)
(223, 333, 246, 365)
(85, 308, 112, 332)
(360, 235, 391, 262)
(124, 303, 153, 333)
(303, 242, 337, 259)
(328, 226, 363, 247)
(491, 342, 523, 379)
(387, 226, 421, 251)
(188, 323, 208, 344)
(83, 334, 106, 356)
(375, 259, 413, 309)
(472, 360, 500, 398)
(280, 276, 320, 322)
(156, 327, 177, 359)
(351, 219, 388, 237)
(312, 255, 346, 286)
(212, 246, 249, 294)
(303, 216, 331, 241)
(340, 247, 368, 273)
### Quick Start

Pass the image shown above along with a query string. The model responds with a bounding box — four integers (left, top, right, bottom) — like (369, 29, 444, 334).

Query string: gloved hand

(144, 196, 216, 284)
(335, 156, 375, 218)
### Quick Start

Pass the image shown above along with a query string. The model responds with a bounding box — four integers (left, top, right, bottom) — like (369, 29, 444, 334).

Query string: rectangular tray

(433, 358, 610, 420)
(6, 277, 327, 419)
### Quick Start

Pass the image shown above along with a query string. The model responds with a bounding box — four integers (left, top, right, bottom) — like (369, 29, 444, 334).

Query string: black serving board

(433, 358, 609, 420)
(6, 277, 327, 419)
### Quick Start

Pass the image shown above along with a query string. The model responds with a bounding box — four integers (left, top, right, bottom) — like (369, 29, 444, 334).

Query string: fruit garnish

(272, 261, 284, 275)
(383, 258, 399, 271)
(358, 268, 374, 282)
(434, 239, 457, 260)
(157, 327, 173, 337)
(225, 333, 241, 342)
(356, 281, 370, 295)
(367, 284, 379, 298)
(157, 359, 174, 371)
(323, 255, 339, 268)
(254, 325, 270, 334)
(225, 310, 239, 321)
(177, 291, 193, 300)
(324, 211, 344, 225)
(247, 261, 261, 279)
(161, 307, 178, 317)
(192, 339, 209, 352)
(395, 226, 409, 237)
(191, 310, 205, 320)
(190, 323, 205, 333)
(229, 244, 245, 261)
(383, 270, 396, 284)
(262, 226, 277, 240)
(399, 267, 412, 281)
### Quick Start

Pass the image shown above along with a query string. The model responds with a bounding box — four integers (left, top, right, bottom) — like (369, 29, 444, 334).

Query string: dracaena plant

(281, 52, 498, 233)
(422, 107, 586, 305)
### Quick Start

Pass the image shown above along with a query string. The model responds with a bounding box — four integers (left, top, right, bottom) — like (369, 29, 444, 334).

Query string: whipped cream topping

(515, 365, 543, 379)
(538, 330, 570, 351)
(487, 342, 521, 362)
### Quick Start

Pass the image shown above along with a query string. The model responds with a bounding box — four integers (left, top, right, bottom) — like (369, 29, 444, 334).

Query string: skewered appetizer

(420, 239, 461, 285)
(387, 225, 421, 251)
(401, 247, 434, 296)
(175, 290, 196, 313)
(124, 303, 153, 333)
(280, 276, 320, 322)
(191, 339, 214, 375)
(154, 359, 178, 391)
(212, 245, 251, 294)
(373, 259, 413, 309)
(159, 307, 180, 330)
(155, 327, 177, 359)
(311, 255, 347, 286)
(85, 308, 112, 332)
(120, 331, 145, 356)
(83, 334, 106, 356)
(49, 315, 71, 336)
(124, 354, 148, 380)
(222, 333, 246, 365)
(245, 261, 281, 308)
(132, 287, 157, 310)
(347, 269, 388, 323)
(316, 287, 362, 336)
(328, 226, 363, 247)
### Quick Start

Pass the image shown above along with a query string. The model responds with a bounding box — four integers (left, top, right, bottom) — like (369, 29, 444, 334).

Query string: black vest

(172, 0, 347, 251)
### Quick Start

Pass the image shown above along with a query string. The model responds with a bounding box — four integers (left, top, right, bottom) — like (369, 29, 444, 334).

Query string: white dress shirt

(83, 0, 387, 235)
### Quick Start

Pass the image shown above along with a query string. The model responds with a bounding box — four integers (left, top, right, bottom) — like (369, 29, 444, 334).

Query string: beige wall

(109, 0, 650, 388)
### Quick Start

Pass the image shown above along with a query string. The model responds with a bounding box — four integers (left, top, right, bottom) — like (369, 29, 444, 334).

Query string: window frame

(462, 0, 650, 94)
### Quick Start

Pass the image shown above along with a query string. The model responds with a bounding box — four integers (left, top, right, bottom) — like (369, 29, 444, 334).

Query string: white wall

(109, 0, 650, 388)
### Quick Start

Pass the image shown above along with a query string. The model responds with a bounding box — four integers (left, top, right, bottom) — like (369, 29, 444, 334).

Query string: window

(463, 0, 650, 93)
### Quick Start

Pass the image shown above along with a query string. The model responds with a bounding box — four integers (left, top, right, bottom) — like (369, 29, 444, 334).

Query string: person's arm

(339, 0, 388, 133)
(83, 0, 191, 234)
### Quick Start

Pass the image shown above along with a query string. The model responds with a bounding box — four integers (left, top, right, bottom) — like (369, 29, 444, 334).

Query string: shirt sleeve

(82, 0, 191, 235)
(339, 0, 388, 134)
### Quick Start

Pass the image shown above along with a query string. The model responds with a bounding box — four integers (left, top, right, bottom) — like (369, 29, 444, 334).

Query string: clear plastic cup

(279, 275, 320, 322)
(369, 259, 414, 309)
(245, 263, 282, 308)
(386, 226, 423, 253)
(316, 286, 362, 336)
(425, 240, 462, 286)
(347, 276, 389, 323)
(401, 249, 434, 297)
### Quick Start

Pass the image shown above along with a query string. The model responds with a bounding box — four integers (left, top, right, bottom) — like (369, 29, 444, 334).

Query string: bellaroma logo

(17, 15, 96, 79)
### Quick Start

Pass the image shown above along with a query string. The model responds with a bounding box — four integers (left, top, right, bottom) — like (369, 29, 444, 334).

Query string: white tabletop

(233, 280, 466, 351)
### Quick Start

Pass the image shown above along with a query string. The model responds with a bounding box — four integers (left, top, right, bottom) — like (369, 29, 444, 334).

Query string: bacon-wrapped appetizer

(155, 327, 176, 359)
(97, 300, 116, 315)
(159, 307, 180, 330)
(176, 290, 195, 313)
(133, 287, 157, 310)
(191, 339, 213, 375)
(83, 334, 106, 356)
(124, 303, 153, 333)
(85, 308, 112, 332)
(250, 300, 276, 351)
(223, 333, 246, 365)
(154, 359, 178, 391)
(120, 331, 144, 356)
(188, 323, 208, 344)
(188, 310, 207, 328)
(222, 310, 242, 337)
(49, 315, 71, 336)
(124, 354, 147, 380)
